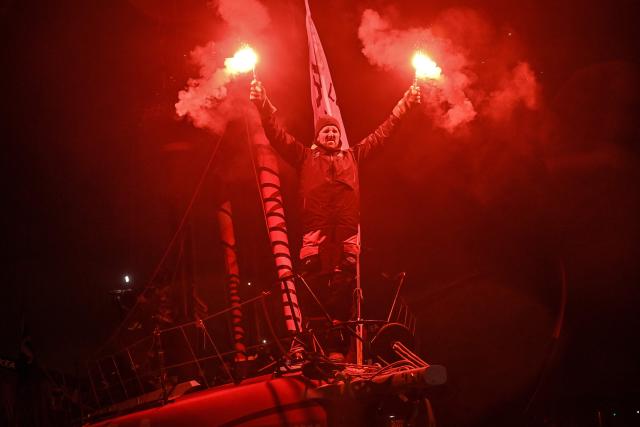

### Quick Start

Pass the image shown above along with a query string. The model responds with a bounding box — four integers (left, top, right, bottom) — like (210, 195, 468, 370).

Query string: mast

(245, 116, 303, 336)
(217, 200, 247, 361)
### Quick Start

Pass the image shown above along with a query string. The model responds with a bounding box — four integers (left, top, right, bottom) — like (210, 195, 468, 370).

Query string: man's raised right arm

(250, 80, 306, 166)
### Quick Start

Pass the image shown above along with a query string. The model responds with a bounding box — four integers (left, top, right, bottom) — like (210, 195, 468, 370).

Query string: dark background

(2, 0, 639, 425)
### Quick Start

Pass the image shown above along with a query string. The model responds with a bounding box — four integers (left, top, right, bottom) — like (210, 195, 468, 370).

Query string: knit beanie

(314, 114, 341, 139)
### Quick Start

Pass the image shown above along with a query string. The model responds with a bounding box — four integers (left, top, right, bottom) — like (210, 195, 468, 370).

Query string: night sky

(2, 0, 640, 424)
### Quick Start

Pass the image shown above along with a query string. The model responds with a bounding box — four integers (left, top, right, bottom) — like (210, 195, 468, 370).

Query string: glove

(250, 79, 277, 115)
(392, 84, 421, 118)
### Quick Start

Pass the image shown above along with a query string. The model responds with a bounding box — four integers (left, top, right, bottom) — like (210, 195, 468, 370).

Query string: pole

(217, 200, 247, 362)
(355, 225, 363, 364)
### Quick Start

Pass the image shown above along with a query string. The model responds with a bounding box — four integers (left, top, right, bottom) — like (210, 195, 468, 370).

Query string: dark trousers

(298, 183, 359, 354)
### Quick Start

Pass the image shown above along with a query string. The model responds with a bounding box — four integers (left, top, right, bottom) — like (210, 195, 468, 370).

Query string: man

(250, 79, 420, 359)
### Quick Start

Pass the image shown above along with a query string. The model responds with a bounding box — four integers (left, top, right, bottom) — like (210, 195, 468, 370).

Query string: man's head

(314, 115, 341, 151)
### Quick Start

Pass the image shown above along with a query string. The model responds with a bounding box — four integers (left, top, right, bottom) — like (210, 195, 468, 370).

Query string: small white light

(262, 339, 268, 344)
(389, 415, 395, 419)
(124, 275, 131, 284)
(247, 282, 252, 286)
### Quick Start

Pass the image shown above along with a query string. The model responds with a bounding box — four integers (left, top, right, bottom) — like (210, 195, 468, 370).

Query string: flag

(305, 0, 349, 149)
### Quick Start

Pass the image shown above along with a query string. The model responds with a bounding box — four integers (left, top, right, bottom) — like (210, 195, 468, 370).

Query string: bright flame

(412, 51, 442, 80)
(225, 45, 258, 75)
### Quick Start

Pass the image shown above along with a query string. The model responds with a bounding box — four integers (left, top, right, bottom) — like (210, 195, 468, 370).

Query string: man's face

(316, 125, 341, 151)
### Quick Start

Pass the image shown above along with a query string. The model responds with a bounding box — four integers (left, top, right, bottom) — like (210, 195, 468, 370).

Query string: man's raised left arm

(353, 85, 420, 162)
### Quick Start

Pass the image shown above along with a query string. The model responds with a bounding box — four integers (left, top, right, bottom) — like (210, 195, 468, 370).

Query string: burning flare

(225, 45, 258, 75)
(412, 51, 442, 80)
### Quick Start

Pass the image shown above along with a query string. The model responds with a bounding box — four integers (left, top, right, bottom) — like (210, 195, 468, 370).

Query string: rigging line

(242, 114, 275, 257)
(523, 258, 569, 416)
(93, 128, 227, 357)
(170, 234, 186, 286)
(106, 291, 273, 357)
(260, 294, 289, 359)
(39, 362, 96, 412)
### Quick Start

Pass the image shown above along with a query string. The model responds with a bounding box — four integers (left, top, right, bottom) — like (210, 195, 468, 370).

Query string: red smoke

(210, 0, 270, 34)
(358, 8, 540, 132)
(358, 9, 475, 132)
(484, 62, 539, 121)
(175, 41, 238, 134)
(176, 0, 270, 133)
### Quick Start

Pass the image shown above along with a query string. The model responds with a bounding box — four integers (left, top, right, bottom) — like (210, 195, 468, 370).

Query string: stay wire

(523, 258, 569, 416)
(94, 128, 227, 357)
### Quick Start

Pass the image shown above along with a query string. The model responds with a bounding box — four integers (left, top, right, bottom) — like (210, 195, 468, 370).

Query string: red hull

(87, 375, 328, 427)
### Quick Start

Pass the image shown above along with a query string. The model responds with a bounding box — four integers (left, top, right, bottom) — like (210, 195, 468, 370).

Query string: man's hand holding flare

(407, 84, 421, 105)
(249, 79, 265, 104)
(250, 79, 277, 116)
(393, 84, 421, 118)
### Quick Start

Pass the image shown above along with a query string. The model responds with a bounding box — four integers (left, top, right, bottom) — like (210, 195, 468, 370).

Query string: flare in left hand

(412, 51, 442, 81)
(225, 45, 258, 78)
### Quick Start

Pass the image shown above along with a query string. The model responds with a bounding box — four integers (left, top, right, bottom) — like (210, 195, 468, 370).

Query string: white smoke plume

(175, 42, 236, 134)
(175, 0, 270, 133)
